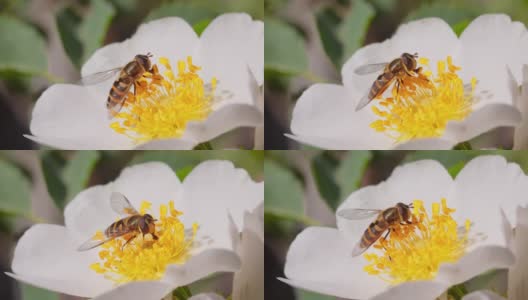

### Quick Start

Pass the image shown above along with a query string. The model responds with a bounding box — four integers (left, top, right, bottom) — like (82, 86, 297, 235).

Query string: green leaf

(40, 152, 67, 211)
(264, 159, 305, 222)
(452, 19, 471, 36)
(78, 0, 116, 64)
(311, 152, 340, 211)
(172, 285, 193, 300)
(176, 165, 194, 181)
(0, 158, 31, 216)
(0, 15, 47, 76)
(56, 0, 116, 68)
(62, 151, 101, 206)
(336, 151, 372, 200)
(447, 160, 466, 178)
(453, 141, 472, 150)
(56, 7, 83, 68)
(145, 2, 216, 25)
(265, 18, 308, 75)
(21, 283, 59, 300)
(315, 8, 343, 68)
(193, 142, 213, 150)
(405, 2, 475, 26)
(337, 0, 375, 65)
(193, 19, 211, 36)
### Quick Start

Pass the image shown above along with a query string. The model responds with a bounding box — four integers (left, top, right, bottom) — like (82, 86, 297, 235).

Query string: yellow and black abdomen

(106, 75, 133, 109)
(360, 218, 388, 249)
(105, 215, 141, 238)
(368, 72, 395, 100)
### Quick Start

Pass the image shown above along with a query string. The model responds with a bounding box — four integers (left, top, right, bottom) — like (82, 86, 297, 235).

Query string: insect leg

(381, 228, 392, 261)
(121, 234, 137, 251)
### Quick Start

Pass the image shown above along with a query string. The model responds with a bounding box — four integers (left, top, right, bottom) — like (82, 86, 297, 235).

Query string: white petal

(290, 83, 393, 149)
(460, 14, 528, 105)
(182, 104, 262, 144)
(132, 17, 199, 62)
(393, 137, 456, 150)
(453, 156, 528, 247)
(29, 84, 132, 149)
(337, 160, 453, 242)
(199, 14, 262, 106)
(189, 294, 226, 300)
(81, 41, 135, 77)
(9, 224, 113, 298)
(507, 206, 528, 300)
(513, 65, 528, 150)
(163, 249, 241, 287)
(342, 18, 459, 94)
(134, 138, 197, 150)
(65, 162, 182, 242)
(444, 103, 521, 143)
(435, 245, 514, 285)
(94, 281, 172, 300)
(232, 209, 264, 300)
(462, 290, 506, 300)
(180, 161, 263, 250)
(369, 281, 448, 300)
(283, 227, 388, 299)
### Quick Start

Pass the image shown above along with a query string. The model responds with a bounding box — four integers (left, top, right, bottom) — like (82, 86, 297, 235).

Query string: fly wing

(354, 63, 387, 75)
(77, 235, 114, 251)
(351, 240, 369, 257)
(337, 208, 382, 220)
(110, 192, 139, 216)
(355, 92, 372, 111)
(78, 68, 122, 85)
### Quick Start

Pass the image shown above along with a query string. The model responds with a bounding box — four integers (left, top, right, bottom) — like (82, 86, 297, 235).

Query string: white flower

(26, 13, 263, 150)
(288, 14, 527, 150)
(512, 65, 528, 150)
(231, 203, 264, 300)
(7, 160, 263, 300)
(281, 156, 528, 299)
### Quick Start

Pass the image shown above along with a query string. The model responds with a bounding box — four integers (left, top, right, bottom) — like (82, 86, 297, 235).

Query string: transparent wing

(351, 240, 370, 257)
(110, 192, 139, 216)
(354, 63, 387, 75)
(77, 235, 113, 251)
(337, 208, 382, 220)
(78, 68, 122, 85)
(107, 98, 126, 119)
(355, 92, 372, 111)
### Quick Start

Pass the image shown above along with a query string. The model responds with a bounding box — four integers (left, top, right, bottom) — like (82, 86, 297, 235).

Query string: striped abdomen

(359, 213, 390, 249)
(368, 71, 395, 100)
(105, 215, 141, 238)
(106, 74, 133, 110)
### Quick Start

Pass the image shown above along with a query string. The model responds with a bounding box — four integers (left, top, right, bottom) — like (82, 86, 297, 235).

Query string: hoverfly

(354, 52, 423, 111)
(79, 53, 154, 118)
(77, 192, 158, 251)
(337, 202, 413, 256)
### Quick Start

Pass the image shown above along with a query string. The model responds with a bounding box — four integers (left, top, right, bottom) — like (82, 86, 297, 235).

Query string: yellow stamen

(89, 200, 197, 283)
(364, 199, 470, 284)
(110, 56, 216, 143)
(370, 56, 476, 143)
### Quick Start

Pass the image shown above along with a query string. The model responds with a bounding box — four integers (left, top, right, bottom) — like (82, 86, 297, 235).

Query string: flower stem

(172, 286, 193, 300)
(193, 142, 213, 150)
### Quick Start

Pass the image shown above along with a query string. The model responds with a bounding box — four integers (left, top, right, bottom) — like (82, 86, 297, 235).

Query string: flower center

(110, 56, 216, 144)
(89, 200, 198, 283)
(363, 199, 471, 284)
(369, 56, 476, 143)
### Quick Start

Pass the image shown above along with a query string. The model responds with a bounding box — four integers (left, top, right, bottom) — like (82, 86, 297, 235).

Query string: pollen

(89, 200, 198, 283)
(369, 56, 476, 143)
(363, 199, 470, 284)
(110, 56, 216, 143)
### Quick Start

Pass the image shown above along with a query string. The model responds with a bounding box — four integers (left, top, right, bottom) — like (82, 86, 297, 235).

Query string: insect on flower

(77, 192, 158, 251)
(79, 53, 155, 118)
(354, 52, 426, 111)
(337, 202, 413, 256)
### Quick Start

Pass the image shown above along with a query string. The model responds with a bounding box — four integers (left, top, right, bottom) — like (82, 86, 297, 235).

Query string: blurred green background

(264, 0, 528, 150)
(264, 150, 528, 300)
(0, 0, 263, 150)
(0, 150, 263, 300)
